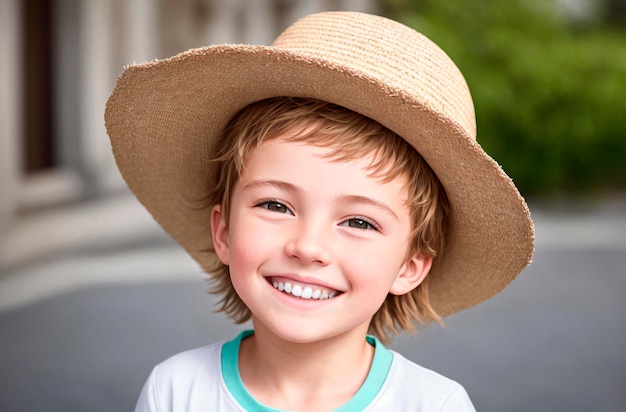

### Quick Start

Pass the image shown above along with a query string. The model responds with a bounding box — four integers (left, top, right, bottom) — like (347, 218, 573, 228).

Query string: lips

(268, 276, 341, 300)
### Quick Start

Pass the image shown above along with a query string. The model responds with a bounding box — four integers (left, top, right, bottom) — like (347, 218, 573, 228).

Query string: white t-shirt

(135, 330, 475, 411)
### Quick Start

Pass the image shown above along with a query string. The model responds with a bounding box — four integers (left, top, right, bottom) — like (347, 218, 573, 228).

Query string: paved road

(1, 203, 625, 411)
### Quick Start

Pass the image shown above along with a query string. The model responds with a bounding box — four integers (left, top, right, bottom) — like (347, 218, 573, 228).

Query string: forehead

(246, 121, 414, 187)
(240, 137, 410, 205)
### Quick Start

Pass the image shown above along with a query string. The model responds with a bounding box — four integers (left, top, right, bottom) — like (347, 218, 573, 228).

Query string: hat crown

(272, 11, 476, 139)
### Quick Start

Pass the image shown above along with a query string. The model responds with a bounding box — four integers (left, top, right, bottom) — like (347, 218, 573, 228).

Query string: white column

(123, 0, 157, 64)
(205, 0, 241, 44)
(0, 0, 22, 232)
(79, 0, 119, 194)
(242, 0, 274, 45)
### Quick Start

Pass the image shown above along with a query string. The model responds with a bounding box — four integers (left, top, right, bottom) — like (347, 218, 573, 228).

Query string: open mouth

(269, 277, 342, 300)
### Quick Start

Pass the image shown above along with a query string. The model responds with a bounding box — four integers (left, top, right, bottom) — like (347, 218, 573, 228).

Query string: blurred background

(1, 0, 625, 411)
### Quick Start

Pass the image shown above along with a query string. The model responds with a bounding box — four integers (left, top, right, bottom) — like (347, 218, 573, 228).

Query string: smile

(269, 278, 341, 300)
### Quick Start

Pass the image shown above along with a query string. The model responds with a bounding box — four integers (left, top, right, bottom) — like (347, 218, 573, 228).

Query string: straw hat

(105, 11, 534, 317)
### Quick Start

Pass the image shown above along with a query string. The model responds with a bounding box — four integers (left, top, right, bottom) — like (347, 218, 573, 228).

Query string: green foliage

(381, 0, 626, 196)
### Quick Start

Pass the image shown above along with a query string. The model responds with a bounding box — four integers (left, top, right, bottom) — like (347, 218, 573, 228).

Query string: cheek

(226, 220, 276, 274)
(347, 243, 406, 291)
(227, 234, 265, 300)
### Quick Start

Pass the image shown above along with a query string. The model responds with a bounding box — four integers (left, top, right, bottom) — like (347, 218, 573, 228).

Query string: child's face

(211, 136, 431, 344)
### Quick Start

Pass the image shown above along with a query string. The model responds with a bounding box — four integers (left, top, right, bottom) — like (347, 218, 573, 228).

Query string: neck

(238, 320, 374, 411)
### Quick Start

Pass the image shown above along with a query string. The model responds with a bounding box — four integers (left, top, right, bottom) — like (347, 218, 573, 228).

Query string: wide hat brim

(105, 11, 534, 318)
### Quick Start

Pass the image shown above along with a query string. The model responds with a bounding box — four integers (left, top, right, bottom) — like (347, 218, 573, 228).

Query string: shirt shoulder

(134, 341, 244, 412)
(154, 342, 222, 378)
(367, 350, 476, 412)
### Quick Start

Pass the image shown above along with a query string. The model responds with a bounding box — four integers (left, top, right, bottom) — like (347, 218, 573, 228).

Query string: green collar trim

(221, 330, 393, 411)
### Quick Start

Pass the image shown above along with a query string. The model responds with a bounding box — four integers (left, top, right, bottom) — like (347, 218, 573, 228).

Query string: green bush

(381, 0, 626, 197)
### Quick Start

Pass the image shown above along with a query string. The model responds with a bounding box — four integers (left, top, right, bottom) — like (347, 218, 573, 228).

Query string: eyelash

(342, 216, 380, 231)
(255, 201, 380, 232)
(255, 200, 293, 215)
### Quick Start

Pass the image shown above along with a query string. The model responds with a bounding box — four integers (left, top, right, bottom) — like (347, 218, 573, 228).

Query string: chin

(256, 318, 369, 346)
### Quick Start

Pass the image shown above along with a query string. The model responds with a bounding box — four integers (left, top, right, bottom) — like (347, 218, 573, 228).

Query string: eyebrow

(242, 179, 304, 196)
(337, 195, 399, 221)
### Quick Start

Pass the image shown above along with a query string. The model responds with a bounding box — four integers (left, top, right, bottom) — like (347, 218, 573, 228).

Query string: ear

(389, 253, 433, 296)
(210, 204, 230, 265)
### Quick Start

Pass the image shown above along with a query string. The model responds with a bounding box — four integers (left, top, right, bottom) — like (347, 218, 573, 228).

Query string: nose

(284, 219, 332, 266)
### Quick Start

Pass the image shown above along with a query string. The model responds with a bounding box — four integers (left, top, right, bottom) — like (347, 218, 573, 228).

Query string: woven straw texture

(105, 11, 534, 317)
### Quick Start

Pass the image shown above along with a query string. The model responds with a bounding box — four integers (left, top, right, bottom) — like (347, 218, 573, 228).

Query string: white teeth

(271, 279, 338, 300)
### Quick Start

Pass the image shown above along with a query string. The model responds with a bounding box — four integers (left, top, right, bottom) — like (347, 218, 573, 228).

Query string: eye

(256, 201, 294, 215)
(340, 217, 379, 231)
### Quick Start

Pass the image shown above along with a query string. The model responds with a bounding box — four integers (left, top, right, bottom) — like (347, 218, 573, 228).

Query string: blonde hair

(205, 97, 449, 343)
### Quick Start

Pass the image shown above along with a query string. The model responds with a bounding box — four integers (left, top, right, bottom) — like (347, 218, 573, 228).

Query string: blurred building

(0, 0, 377, 268)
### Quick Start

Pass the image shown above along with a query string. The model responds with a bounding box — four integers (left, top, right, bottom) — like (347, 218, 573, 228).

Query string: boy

(105, 11, 534, 411)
